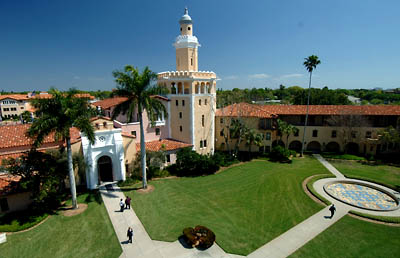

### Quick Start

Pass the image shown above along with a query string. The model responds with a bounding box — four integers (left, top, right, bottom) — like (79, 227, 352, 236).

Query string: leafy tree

(111, 65, 168, 189)
(21, 111, 33, 124)
(28, 88, 95, 209)
(378, 126, 400, 153)
(4, 150, 68, 208)
(301, 55, 321, 156)
(130, 150, 166, 180)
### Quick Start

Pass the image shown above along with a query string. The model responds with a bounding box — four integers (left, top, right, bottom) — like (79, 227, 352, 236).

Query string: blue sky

(1, 0, 399, 92)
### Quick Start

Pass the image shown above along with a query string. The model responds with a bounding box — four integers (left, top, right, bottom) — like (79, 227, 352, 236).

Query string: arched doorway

(345, 142, 359, 154)
(307, 141, 321, 153)
(326, 142, 340, 153)
(98, 156, 113, 182)
(289, 140, 302, 152)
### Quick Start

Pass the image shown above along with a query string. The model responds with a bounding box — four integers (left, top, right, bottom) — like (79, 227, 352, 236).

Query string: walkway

(313, 154, 345, 178)
(100, 183, 243, 258)
(99, 155, 399, 257)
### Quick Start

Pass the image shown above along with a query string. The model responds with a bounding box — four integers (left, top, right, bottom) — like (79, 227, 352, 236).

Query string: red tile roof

(215, 103, 275, 118)
(121, 132, 136, 139)
(136, 139, 192, 152)
(93, 97, 128, 109)
(216, 103, 400, 117)
(0, 124, 81, 150)
(0, 173, 21, 195)
(93, 95, 169, 110)
(151, 95, 169, 101)
(0, 94, 29, 101)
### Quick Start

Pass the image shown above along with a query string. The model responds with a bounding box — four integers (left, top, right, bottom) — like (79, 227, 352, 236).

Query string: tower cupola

(179, 8, 192, 25)
(174, 7, 200, 71)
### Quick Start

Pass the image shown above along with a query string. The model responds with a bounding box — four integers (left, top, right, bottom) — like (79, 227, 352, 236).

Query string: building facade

(215, 103, 400, 155)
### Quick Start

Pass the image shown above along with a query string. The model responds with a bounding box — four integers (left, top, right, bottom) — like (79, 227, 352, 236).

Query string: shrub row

(167, 148, 219, 177)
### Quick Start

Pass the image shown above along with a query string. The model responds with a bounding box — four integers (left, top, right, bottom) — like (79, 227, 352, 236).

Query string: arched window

(178, 82, 183, 94)
(171, 82, 177, 94)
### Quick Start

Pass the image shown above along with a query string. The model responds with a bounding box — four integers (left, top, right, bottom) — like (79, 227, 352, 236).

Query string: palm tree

(244, 129, 263, 153)
(230, 119, 248, 156)
(301, 55, 321, 156)
(277, 119, 299, 149)
(112, 65, 167, 189)
(28, 88, 95, 209)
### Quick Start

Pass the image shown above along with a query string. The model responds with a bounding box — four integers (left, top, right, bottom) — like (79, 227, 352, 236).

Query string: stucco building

(215, 103, 400, 155)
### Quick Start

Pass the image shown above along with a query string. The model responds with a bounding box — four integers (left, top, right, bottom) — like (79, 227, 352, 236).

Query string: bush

(173, 148, 219, 177)
(117, 178, 138, 187)
(269, 146, 292, 163)
(0, 209, 49, 232)
(182, 225, 216, 249)
(212, 151, 239, 167)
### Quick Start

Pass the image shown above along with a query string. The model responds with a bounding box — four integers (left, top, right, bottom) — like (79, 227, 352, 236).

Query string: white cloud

(280, 73, 303, 79)
(249, 73, 270, 79)
(73, 75, 80, 80)
(224, 75, 239, 80)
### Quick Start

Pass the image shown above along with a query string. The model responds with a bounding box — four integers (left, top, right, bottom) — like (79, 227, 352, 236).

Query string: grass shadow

(84, 190, 103, 204)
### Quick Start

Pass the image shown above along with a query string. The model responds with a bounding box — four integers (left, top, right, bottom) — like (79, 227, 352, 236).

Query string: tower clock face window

(188, 26, 191, 30)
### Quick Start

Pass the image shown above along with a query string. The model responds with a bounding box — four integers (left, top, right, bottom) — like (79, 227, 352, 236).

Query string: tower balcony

(157, 71, 216, 80)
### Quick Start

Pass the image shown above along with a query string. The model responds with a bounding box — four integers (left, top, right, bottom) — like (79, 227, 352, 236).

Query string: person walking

(329, 204, 336, 218)
(119, 198, 125, 212)
(127, 227, 133, 243)
(125, 196, 131, 209)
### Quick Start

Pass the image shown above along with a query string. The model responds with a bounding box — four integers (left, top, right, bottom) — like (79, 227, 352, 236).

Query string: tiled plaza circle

(324, 180, 400, 211)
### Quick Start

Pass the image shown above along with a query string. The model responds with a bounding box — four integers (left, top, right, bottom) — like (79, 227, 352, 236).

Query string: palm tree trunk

(66, 137, 78, 209)
(138, 105, 147, 189)
(301, 71, 312, 157)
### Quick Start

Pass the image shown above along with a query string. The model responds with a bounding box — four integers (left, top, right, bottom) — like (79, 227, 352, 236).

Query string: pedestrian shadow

(324, 215, 332, 219)
(121, 240, 130, 245)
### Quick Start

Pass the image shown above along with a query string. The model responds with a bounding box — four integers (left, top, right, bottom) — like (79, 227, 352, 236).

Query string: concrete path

(99, 184, 164, 258)
(313, 154, 345, 178)
(248, 204, 349, 258)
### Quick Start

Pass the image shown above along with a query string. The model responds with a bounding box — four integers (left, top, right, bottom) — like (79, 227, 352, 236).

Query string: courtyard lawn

(330, 160, 400, 190)
(290, 215, 400, 258)
(126, 157, 329, 255)
(1, 192, 121, 258)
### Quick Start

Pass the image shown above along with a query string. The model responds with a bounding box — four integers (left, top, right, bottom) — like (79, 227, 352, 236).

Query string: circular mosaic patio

(324, 181, 399, 211)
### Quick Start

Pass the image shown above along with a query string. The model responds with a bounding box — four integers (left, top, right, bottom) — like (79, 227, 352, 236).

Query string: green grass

(290, 215, 400, 258)
(330, 160, 400, 191)
(306, 174, 335, 206)
(321, 153, 366, 161)
(1, 192, 122, 258)
(0, 210, 49, 232)
(125, 156, 331, 255)
(349, 210, 400, 224)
